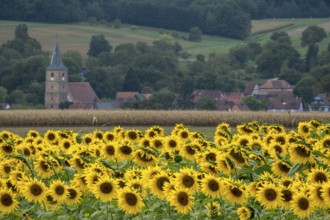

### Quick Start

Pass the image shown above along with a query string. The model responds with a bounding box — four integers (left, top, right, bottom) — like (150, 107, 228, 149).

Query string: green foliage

(195, 97, 217, 110)
(188, 27, 202, 42)
(87, 34, 112, 57)
(301, 25, 327, 47)
(122, 68, 141, 92)
(293, 76, 317, 106)
(241, 96, 268, 111)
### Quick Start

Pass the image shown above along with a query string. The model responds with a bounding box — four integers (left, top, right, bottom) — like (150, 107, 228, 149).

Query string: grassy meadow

(1, 18, 330, 57)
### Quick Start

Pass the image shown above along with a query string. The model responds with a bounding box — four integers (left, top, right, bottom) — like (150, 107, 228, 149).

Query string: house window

(51, 73, 54, 81)
(51, 85, 53, 89)
(51, 97, 53, 100)
(50, 105, 53, 108)
(62, 73, 65, 81)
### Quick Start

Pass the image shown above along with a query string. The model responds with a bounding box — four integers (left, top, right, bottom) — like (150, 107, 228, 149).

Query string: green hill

(0, 19, 330, 57)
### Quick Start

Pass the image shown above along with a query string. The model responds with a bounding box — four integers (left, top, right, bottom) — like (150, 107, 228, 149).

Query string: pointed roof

(46, 39, 68, 71)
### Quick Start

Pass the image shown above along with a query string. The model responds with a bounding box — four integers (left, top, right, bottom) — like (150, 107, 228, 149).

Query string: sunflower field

(0, 119, 330, 220)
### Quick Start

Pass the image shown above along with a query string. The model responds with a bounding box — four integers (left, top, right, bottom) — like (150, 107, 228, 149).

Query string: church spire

(46, 37, 68, 71)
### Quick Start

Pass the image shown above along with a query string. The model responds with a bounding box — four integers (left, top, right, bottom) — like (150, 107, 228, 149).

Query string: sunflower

(176, 128, 191, 142)
(168, 187, 194, 215)
(290, 192, 315, 219)
(164, 136, 182, 153)
(117, 141, 134, 161)
(321, 182, 330, 208)
(145, 126, 165, 139)
(132, 148, 158, 167)
(199, 161, 219, 175)
(0, 143, 15, 157)
(126, 178, 147, 197)
(0, 161, 13, 178)
(307, 166, 329, 184)
(48, 180, 69, 203)
(279, 186, 294, 210)
(174, 167, 200, 193)
(84, 171, 102, 188)
(223, 181, 248, 205)
(8, 170, 28, 188)
(58, 139, 74, 152)
(288, 143, 315, 164)
(117, 187, 145, 215)
(43, 130, 59, 144)
(248, 138, 264, 151)
(227, 146, 249, 167)
(237, 206, 254, 220)
(205, 202, 221, 218)
(233, 134, 252, 148)
(200, 174, 223, 198)
(141, 166, 164, 181)
(71, 173, 88, 193)
(21, 178, 48, 203)
(149, 172, 172, 199)
(66, 186, 82, 205)
(103, 131, 117, 142)
(81, 133, 94, 145)
(0, 188, 19, 214)
(100, 142, 117, 161)
(26, 129, 40, 138)
(309, 183, 327, 209)
(125, 129, 140, 143)
(267, 140, 287, 159)
(34, 159, 53, 179)
(216, 155, 233, 176)
(216, 122, 231, 132)
(298, 121, 314, 136)
(271, 160, 291, 178)
(150, 137, 164, 150)
(180, 142, 198, 160)
(91, 176, 118, 202)
(256, 183, 282, 210)
(70, 156, 87, 171)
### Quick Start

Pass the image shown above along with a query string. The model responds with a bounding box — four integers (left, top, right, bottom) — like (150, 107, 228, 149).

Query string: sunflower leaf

(313, 150, 330, 160)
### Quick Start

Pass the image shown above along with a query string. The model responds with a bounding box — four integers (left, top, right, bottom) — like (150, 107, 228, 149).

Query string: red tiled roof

(116, 92, 140, 100)
(68, 82, 99, 104)
(259, 80, 293, 89)
(318, 93, 330, 105)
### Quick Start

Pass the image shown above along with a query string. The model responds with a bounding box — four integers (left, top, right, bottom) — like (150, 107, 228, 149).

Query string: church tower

(45, 40, 68, 109)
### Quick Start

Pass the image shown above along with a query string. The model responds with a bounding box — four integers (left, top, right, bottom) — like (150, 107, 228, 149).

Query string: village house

(308, 93, 330, 112)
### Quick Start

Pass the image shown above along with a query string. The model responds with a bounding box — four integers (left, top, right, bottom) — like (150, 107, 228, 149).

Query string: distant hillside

(0, 19, 330, 57)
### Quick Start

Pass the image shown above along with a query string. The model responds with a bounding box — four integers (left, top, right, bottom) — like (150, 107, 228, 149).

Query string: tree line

(0, 24, 330, 110)
(1, 0, 330, 39)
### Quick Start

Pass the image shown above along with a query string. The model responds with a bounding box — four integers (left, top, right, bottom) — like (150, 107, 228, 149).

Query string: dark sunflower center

(279, 163, 290, 173)
(31, 184, 43, 196)
(206, 153, 216, 162)
(282, 180, 292, 187)
(302, 126, 309, 133)
(231, 187, 242, 197)
(274, 145, 282, 154)
(315, 172, 327, 183)
(169, 140, 177, 148)
(295, 146, 310, 157)
(148, 131, 156, 138)
(1, 193, 13, 206)
(76, 158, 85, 169)
(48, 133, 55, 141)
(239, 139, 249, 147)
(55, 186, 65, 195)
(138, 152, 153, 162)
(180, 132, 189, 139)
(230, 149, 245, 163)
(264, 188, 277, 201)
(142, 140, 150, 147)
(125, 193, 138, 206)
(120, 145, 132, 155)
(84, 137, 92, 144)
(46, 195, 57, 204)
(153, 140, 162, 148)
(298, 198, 309, 210)
(23, 148, 31, 156)
(128, 132, 137, 140)
(156, 177, 170, 191)
(96, 133, 103, 140)
(106, 145, 115, 155)
(3, 145, 13, 153)
(4, 165, 11, 174)
(276, 137, 286, 145)
(208, 180, 219, 191)
(106, 134, 115, 141)
(68, 188, 77, 199)
(185, 145, 195, 155)
(183, 175, 194, 187)
(100, 182, 113, 194)
(324, 139, 330, 147)
(63, 142, 71, 149)
(316, 187, 323, 200)
(177, 192, 189, 206)
(40, 161, 49, 172)
(281, 189, 292, 202)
